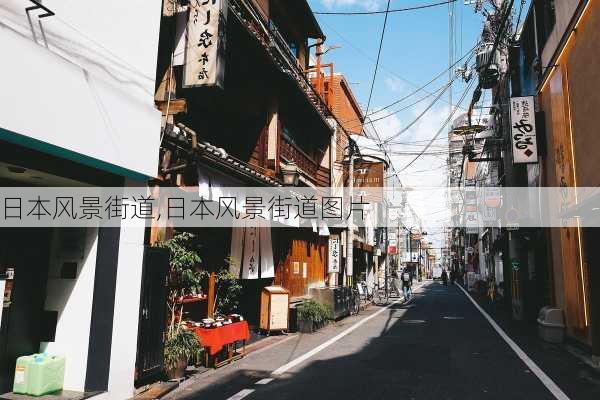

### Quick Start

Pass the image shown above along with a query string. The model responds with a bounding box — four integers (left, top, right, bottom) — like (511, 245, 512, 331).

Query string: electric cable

(317, 19, 473, 111)
(364, 0, 392, 138)
(378, 69, 468, 145)
(396, 78, 475, 172)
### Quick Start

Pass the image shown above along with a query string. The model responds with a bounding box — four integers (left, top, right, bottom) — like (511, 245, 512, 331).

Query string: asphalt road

(167, 281, 570, 400)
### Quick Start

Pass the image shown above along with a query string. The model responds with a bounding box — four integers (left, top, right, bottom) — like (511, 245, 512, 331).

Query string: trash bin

(537, 306, 565, 344)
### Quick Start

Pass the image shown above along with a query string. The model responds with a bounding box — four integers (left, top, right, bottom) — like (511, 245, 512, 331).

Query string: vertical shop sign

(328, 234, 341, 273)
(184, 0, 228, 88)
(510, 96, 538, 163)
(242, 226, 259, 279)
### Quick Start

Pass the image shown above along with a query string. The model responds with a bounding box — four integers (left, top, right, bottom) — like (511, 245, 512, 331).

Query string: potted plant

(158, 232, 204, 376)
(163, 324, 202, 380)
(296, 299, 331, 333)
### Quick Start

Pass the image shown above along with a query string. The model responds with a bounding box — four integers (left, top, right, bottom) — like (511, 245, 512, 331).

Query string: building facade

(0, 0, 162, 397)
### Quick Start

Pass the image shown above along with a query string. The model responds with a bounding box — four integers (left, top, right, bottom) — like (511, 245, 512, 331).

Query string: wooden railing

(280, 136, 319, 181)
(228, 0, 332, 121)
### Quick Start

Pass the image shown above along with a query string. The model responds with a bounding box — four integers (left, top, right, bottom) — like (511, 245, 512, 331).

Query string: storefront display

(187, 317, 250, 368)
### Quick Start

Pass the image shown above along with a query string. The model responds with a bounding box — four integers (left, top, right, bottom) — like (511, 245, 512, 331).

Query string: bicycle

(372, 282, 389, 305)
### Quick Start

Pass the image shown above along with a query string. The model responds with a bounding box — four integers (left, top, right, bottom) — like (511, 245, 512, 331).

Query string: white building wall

(104, 210, 147, 399)
(40, 228, 99, 392)
(0, 0, 162, 178)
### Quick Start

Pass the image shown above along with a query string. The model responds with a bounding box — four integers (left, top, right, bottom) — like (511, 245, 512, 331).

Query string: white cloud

(384, 76, 405, 93)
(365, 102, 453, 231)
(321, 0, 383, 11)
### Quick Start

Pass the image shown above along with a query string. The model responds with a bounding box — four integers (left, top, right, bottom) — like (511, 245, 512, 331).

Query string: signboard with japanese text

(328, 235, 341, 273)
(184, 0, 228, 89)
(510, 96, 538, 163)
(345, 162, 385, 202)
(242, 225, 259, 279)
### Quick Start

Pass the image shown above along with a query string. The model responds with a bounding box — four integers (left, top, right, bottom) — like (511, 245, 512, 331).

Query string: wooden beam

(156, 99, 188, 115)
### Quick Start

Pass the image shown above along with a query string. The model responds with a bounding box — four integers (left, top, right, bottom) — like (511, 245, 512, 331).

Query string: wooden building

(153, 0, 351, 316)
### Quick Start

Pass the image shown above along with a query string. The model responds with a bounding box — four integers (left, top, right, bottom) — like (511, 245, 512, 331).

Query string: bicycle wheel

(374, 286, 388, 305)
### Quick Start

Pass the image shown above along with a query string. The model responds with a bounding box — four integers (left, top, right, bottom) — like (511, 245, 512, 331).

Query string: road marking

(271, 299, 403, 375)
(402, 319, 426, 324)
(270, 283, 430, 377)
(255, 378, 274, 385)
(226, 389, 255, 400)
(443, 316, 464, 320)
(456, 283, 570, 400)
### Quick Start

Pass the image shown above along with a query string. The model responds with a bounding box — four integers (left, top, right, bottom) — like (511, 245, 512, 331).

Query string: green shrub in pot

(164, 324, 202, 379)
(297, 299, 331, 332)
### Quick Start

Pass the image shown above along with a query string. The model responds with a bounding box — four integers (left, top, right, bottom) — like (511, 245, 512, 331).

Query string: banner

(242, 225, 259, 279)
(184, 0, 228, 88)
(229, 219, 244, 277)
(510, 96, 538, 163)
(328, 234, 341, 273)
(259, 222, 274, 278)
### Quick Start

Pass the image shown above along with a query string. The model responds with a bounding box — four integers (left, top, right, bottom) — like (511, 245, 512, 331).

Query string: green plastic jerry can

(28, 354, 66, 396)
(13, 354, 37, 394)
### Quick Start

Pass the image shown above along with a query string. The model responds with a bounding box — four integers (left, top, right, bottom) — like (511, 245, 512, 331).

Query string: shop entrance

(0, 228, 52, 393)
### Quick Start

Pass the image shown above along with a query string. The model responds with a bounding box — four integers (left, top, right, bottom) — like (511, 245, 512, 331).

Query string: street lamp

(281, 161, 300, 186)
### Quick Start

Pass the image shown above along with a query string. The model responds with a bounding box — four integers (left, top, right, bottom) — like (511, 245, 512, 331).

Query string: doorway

(0, 228, 52, 393)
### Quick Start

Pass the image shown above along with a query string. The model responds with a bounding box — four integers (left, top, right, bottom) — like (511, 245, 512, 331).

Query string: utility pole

(346, 144, 355, 288)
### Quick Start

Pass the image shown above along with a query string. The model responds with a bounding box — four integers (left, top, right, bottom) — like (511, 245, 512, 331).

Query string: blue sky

(307, 0, 489, 247)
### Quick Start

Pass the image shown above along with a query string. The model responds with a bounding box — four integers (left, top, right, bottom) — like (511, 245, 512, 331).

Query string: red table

(190, 321, 250, 367)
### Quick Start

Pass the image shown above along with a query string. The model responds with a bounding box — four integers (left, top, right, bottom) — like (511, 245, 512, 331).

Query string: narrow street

(3, 1, 600, 398)
(167, 281, 590, 400)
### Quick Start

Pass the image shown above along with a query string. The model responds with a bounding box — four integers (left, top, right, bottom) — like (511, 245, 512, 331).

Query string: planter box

(297, 319, 314, 334)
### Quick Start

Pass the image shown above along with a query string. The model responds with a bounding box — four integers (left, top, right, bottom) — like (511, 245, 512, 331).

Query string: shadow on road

(170, 282, 597, 400)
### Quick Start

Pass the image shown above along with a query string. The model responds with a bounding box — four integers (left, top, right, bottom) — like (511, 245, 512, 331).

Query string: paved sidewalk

(464, 284, 600, 400)
(164, 295, 407, 400)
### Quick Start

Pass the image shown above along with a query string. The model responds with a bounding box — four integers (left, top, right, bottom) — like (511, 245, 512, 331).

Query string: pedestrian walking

(441, 269, 448, 286)
(450, 269, 455, 284)
(401, 269, 412, 301)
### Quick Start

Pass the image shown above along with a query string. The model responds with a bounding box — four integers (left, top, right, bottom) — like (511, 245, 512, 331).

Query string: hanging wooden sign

(184, 0, 228, 89)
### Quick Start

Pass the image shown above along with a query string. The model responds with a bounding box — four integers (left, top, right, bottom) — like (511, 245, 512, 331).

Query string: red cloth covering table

(191, 321, 250, 356)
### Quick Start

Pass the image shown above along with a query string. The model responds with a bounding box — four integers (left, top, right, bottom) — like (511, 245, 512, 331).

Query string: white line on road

(456, 283, 570, 400)
(271, 284, 428, 377)
(255, 378, 274, 385)
(226, 389, 255, 400)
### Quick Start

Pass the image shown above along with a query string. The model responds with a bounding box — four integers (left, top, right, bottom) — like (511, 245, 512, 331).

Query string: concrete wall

(104, 205, 147, 400)
(0, 0, 162, 179)
(541, 0, 580, 68)
(41, 228, 99, 392)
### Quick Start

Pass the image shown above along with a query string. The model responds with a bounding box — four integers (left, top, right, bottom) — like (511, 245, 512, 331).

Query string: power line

(380, 77, 457, 144)
(364, 0, 392, 126)
(314, 0, 458, 15)
(397, 78, 475, 171)
(317, 19, 472, 111)
(338, 45, 477, 128)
